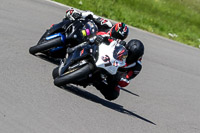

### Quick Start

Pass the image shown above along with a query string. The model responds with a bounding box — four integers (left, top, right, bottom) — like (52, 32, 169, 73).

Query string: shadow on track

(32, 54, 155, 125)
(60, 85, 156, 125)
(32, 54, 139, 98)
(121, 88, 140, 97)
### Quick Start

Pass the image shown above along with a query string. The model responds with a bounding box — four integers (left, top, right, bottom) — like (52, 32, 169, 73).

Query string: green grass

(55, 0, 200, 48)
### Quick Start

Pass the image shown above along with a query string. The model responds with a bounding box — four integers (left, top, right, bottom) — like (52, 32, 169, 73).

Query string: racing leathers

(92, 32, 142, 100)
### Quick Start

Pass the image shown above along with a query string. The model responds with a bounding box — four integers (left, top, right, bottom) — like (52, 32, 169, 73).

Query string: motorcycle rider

(65, 9, 144, 101)
(65, 8, 129, 43)
(93, 37, 144, 100)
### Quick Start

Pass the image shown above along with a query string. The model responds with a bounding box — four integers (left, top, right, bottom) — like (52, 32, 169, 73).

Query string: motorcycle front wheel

(52, 67, 59, 79)
(53, 63, 94, 87)
(29, 37, 63, 55)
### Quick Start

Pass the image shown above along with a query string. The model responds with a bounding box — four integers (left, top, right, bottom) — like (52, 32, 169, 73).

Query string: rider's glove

(94, 35, 104, 44)
(72, 12, 81, 19)
(118, 77, 130, 87)
(119, 40, 126, 46)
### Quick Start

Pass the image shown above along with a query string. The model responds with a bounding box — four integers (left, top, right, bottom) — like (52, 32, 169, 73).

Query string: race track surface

(0, 0, 200, 132)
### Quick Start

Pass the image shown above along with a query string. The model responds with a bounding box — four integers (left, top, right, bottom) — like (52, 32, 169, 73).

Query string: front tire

(52, 67, 59, 79)
(29, 37, 63, 55)
(54, 63, 94, 87)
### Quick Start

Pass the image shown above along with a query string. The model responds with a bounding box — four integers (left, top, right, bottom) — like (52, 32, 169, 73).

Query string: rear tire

(29, 37, 63, 55)
(54, 63, 94, 87)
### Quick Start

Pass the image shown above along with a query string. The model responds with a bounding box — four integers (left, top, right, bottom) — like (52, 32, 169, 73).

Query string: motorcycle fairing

(95, 41, 126, 75)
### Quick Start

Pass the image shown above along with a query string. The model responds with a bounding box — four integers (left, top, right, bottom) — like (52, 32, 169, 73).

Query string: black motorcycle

(29, 18, 98, 58)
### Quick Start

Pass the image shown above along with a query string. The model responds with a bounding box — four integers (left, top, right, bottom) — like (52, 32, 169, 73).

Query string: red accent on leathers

(126, 70, 134, 79)
(50, 24, 54, 28)
(114, 86, 120, 92)
(108, 38, 113, 42)
(96, 32, 107, 35)
(66, 9, 74, 14)
(96, 32, 113, 42)
(118, 80, 129, 87)
(118, 69, 134, 87)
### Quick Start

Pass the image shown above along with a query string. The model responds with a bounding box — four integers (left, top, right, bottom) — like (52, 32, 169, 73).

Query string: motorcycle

(52, 38, 128, 88)
(29, 18, 98, 58)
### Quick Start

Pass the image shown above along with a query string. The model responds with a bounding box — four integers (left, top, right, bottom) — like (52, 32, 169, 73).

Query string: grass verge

(54, 0, 200, 48)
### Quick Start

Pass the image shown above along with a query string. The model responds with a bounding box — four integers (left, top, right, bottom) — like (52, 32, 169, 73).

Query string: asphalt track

(0, 0, 200, 132)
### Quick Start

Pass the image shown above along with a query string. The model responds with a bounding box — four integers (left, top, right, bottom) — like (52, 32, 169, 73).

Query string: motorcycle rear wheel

(54, 63, 94, 87)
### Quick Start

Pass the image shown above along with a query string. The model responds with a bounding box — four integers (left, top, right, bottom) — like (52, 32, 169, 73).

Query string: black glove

(119, 40, 126, 46)
(72, 13, 81, 20)
(95, 35, 104, 44)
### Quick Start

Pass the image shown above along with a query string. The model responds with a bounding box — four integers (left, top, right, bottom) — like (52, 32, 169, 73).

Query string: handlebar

(67, 42, 89, 54)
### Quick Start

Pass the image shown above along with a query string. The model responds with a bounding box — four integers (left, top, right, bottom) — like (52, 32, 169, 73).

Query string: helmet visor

(113, 45, 128, 61)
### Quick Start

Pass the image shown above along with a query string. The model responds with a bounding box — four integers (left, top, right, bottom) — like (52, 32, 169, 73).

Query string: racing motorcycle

(29, 18, 98, 58)
(52, 37, 128, 88)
